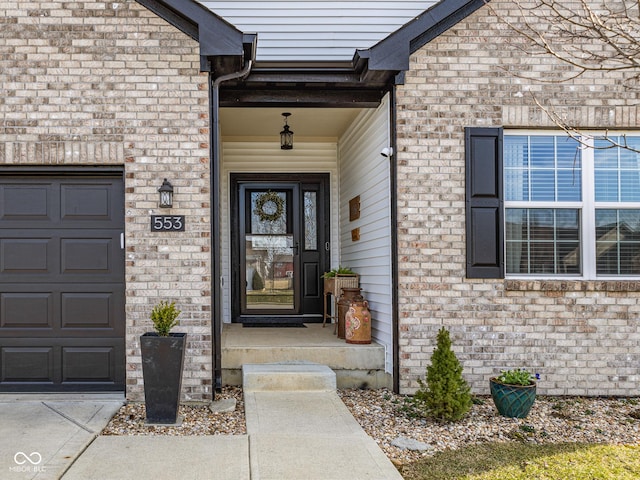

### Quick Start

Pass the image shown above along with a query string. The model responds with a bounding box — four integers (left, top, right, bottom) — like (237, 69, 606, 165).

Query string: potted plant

(322, 266, 359, 330)
(489, 368, 540, 418)
(140, 300, 185, 424)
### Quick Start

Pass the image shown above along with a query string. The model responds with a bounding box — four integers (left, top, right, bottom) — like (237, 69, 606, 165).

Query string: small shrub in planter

(490, 369, 540, 418)
(141, 300, 185, 424)
(150, 300, 181, 336)
(412, 327, 472, 422)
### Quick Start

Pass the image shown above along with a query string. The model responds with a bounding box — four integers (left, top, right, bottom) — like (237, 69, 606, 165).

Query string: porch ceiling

(220, 107, 363, 139)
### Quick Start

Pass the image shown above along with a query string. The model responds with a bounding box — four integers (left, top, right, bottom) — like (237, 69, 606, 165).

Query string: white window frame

(504, 130, 640, 280)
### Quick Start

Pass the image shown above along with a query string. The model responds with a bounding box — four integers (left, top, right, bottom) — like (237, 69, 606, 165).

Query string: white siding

(338, 95, 393, 374)
(220, 140, 340, 322)
(198, 1, 437, 61)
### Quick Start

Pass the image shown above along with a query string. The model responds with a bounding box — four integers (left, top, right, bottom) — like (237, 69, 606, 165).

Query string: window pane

(504, 136, 529, 201)
(506, 208, 581, 275)
(595, 209, 640, 275)
(595, 169, 619, 202)
(595, 136, 640, 202)
(530, 136, 554, 168)
(556, 137, 581, 168)
(505, 169, 529, 201)
(594, 140, 618, 168)
(505, 135, 581, 202)
(504, 136, 529, 168)
(557, 170, 581, 201)
(619, 139, 640, 168)
(621, 173, 640, 202)
(304, 191, 317, 250)
(530, 171, 555, 201)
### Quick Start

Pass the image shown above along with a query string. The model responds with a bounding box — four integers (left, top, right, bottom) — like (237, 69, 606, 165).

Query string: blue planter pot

(490, 378, 536, 418)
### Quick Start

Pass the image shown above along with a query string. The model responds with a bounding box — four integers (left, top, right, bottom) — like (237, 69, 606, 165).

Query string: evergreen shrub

(413, 327, 472, 422)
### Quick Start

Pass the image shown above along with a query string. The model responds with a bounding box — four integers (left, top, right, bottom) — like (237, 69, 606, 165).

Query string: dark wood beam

(220, 88, 385, 108)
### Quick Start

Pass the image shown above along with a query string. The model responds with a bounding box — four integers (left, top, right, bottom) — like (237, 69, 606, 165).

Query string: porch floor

(221, 323, 391, 389)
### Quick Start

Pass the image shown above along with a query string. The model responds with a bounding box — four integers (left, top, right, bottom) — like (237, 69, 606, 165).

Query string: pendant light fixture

(280, 112, 294, 150)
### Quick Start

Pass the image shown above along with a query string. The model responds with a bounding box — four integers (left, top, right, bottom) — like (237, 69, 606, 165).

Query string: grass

(399, 442, 640, 480)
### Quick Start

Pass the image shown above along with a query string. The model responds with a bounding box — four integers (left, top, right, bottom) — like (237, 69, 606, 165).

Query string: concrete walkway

(3, 364, 403, 480)
(243, 364, 402, 480)
(0, 394, 124, 480)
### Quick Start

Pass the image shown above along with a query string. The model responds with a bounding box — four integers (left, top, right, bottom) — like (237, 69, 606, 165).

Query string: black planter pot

(140, 332, 186, 424)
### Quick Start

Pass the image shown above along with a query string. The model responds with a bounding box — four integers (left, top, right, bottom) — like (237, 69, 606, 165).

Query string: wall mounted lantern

(158, 178, 174, 208)
(280, 112, 294, 150)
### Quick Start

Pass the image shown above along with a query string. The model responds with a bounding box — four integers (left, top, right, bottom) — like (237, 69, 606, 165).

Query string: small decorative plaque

(349, 195, 360, 221)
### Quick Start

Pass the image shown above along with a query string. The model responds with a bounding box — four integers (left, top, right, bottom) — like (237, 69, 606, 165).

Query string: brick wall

(0, 1, 212, 401)
(396, 0, 640, 396)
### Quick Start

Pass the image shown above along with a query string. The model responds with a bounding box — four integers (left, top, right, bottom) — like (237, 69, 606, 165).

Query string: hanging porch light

(280, 112, 294, 150)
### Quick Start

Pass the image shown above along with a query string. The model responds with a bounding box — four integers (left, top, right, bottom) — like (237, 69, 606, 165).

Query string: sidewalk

(0, 394, 124, 480)
(3, 364, 403, 480)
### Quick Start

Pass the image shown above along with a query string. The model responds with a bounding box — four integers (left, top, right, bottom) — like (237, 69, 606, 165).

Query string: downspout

(210, 59, 253, 396)
(389, 85, 400, 394)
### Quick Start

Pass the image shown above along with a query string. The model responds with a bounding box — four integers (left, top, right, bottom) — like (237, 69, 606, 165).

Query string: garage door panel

(59, 285, 124, 335)
(62, 347, 117, 383)
(0, 184, 52, 221)
(59, 232, 123, 280)
(1, 238, 53, 274)
(0, 231, 123, 283)
(1, 347, 55, 383)
(0, 339, 124, 390)
(0, 293, 53, 329)
(61, 238, 111, 272)
(0, 284, 124, 337)
(61, 293, 113, 329)
(61, 183, 113, 221)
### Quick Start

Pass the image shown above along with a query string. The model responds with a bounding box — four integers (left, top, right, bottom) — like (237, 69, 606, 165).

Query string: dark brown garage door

(0, 172, 125, 391)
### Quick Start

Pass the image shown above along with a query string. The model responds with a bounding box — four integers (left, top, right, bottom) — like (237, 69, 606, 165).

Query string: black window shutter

(465, 127, 504, 278)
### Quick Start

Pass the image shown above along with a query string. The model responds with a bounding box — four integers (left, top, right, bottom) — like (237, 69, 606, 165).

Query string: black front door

(231, 174, 329, 323)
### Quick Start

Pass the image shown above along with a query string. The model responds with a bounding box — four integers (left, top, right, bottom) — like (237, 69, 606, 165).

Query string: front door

(231, 174, 329, 323)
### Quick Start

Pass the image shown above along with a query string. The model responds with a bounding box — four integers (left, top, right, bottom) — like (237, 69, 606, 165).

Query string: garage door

(0, 173, 125, 391)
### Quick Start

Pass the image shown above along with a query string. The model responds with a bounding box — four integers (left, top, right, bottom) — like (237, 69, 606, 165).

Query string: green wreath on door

(254, 191, 284, 222)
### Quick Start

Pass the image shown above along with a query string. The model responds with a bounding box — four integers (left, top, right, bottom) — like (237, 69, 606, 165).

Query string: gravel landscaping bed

(102, 386, 246, 436)
(102, 387, 640, 466)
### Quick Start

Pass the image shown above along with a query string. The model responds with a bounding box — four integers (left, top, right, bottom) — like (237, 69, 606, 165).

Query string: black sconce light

(280, 112, 294, 150)
(158, 178, 174, 208)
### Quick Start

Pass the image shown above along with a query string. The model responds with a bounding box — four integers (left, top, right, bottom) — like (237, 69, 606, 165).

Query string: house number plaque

(151, 215, 185, 232)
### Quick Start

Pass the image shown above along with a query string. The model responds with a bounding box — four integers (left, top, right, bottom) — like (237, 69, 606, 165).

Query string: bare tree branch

(489, 0, 640, 150)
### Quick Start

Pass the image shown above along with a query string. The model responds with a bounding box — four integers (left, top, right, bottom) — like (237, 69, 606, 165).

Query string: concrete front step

(222, 323, 391, 389)
(243, 363, 336, 392)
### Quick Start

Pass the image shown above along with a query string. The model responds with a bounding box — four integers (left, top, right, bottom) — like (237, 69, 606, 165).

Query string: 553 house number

(151, 215, 185, 232)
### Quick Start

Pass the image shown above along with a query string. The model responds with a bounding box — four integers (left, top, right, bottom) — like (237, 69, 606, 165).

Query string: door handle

(292, 242, 299, 255)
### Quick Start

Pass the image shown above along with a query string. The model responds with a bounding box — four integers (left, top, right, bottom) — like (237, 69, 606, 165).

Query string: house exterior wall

(0, 1, 213, 401)
(395, 0, 640, 396)
(338, 95, 394, 373)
